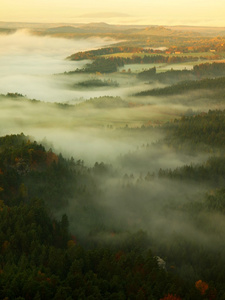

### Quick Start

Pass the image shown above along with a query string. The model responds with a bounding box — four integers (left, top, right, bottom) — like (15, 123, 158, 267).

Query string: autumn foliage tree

(160, 294, 182, 300)
(195, 280, 209, 295)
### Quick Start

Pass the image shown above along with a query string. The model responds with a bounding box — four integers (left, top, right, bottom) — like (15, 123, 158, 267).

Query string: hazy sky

(1, 0, 225, 26)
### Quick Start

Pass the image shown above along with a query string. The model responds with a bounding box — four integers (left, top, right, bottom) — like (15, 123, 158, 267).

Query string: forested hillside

(1, 106, 225, 300)
(136, 63, 225, 85)
(1, 22, 225, 299)
(0, 134, 191, 299)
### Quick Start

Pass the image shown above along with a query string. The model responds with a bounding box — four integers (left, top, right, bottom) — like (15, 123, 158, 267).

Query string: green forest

(0, 108, 225, 299)
(1, 22, 225, 299)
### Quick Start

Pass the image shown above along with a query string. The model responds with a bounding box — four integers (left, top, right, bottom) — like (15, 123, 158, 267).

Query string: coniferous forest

(0, 22, 225, 299)
(0, 109, 225, 299)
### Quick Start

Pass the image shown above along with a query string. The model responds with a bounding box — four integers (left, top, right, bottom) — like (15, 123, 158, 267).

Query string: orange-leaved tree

(160, 294, 182, 300)
(195, 280, 209, 295)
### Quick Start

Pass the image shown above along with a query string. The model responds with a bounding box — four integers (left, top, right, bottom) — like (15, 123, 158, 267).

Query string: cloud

(79, 12, 131, 18)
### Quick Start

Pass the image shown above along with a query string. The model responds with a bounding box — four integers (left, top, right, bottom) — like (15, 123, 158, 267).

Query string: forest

(1, 22, 225, 299)
(135, 77, 225, 96)
(0, 108, 225, 299)
(65, 56, 199, 75)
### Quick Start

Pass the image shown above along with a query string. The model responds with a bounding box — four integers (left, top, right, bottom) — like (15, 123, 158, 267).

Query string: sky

(0, 0, 225, 27)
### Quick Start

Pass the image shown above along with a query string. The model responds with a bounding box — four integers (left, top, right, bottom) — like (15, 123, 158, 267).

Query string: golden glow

(0, 0, 225, 26)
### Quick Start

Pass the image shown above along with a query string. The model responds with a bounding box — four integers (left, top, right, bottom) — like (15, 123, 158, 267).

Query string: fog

(0, 30, 166, 102)
(1, 31, 224, 270)
(0, 94, 163, 164)
(0, 30, 116, 102)
(0, 91, 216, 253)
(65, 166, 224, 256)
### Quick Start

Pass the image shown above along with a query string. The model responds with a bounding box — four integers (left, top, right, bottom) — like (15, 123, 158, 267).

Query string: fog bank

(0, 30, 114, 102)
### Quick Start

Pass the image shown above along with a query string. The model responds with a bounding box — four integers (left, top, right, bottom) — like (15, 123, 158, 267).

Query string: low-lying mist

(0, 92, 216, 167)
(0, 30, 116, 102)
(0, 95, 160, 164)
(0, 93, 190, 165)
(1, 30, 225, 272)
(0, 94, 216, 249)
(63, 162, 222, 256)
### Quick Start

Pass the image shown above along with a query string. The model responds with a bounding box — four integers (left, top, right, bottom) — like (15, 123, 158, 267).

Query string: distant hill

(79, 23, 120, 33)
(135, 26, 200, 37)
(0, 28, 16, 34)
(46, 26, 85, 33)
(136, 26, 174, 36)
(1, 22, 225, 38)
(45, 23, 143, 34)
(218, 30, 225, 37)
(166, 25, 225, 37)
